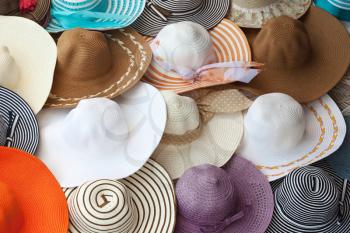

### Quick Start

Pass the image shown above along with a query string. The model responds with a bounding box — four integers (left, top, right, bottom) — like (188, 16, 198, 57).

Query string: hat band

(161, 120, 203, 145)
(5, 111, 20, 147)
(232, 0, 278, 9)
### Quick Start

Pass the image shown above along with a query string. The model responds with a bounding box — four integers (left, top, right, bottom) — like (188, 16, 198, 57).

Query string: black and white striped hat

(0, 87, 39, 154)
(131, 0, 230, 36)
(63, 159, 176, 233)
(267, 162, 350, 233)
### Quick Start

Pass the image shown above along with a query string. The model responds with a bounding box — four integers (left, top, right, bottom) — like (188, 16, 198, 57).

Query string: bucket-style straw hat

(267, 164, 350, 233)
(46, 0, 146, 33)
(152, 89, 252, 179)
(38, 83, 167, 187)
(227, 0, 312, 28)
(63, 159, 176, 233)
(235, 7, 350, 103)
(175, 156, 274, 233)
(131, 0, 230, 36)
(238, 93, 346, 181)
(0, 16, 56, 113)
(143, 20, 262, 93)
(0, 87, 39, 154)
(45, 28, 152, 109)
(0, 147, 68, 233)
(315, 0, 350, 21)
(0, 0, 51, 26)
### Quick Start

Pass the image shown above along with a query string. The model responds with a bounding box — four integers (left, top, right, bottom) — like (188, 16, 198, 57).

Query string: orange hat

(0, 147, 68, 233)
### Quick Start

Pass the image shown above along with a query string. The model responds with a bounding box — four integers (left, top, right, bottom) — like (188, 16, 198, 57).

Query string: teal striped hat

(47, 0, 146, 33)
(315, 0, 350, 21)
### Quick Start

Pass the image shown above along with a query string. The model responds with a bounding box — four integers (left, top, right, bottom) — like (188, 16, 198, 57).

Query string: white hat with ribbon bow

(151, 88, 252, 179)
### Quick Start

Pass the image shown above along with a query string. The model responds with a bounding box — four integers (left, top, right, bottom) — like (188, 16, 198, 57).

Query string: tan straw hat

(152, 88, 252, 179)
(45, 28, 152, 108)
(235, 6, 350, 103)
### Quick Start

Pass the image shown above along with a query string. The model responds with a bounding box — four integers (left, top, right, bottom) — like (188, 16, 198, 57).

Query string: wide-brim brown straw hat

(45, 27, 152, 108)
(234, 6, 350, 103)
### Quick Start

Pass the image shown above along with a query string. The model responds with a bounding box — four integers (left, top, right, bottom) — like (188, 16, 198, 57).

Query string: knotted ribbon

(19, 0, 37, 13)
(6, 111, 20, 147)
(146, 0, 172, 21)
(161, 89, 252, 145)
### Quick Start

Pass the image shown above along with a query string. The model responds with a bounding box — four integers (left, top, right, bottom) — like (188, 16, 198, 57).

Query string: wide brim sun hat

(38, 82, 167, 187)
(63, 159, 176, 233)
(315, 0, 350, 21)
(45, 28, 152, 109)
(235, 7, 350, 103)
(238, 93, 346, 181)
(228, 0, 312, 28)
(47, 0, 146, 33)
(0, 87, 39, 154)
(0, 16, 57, 114)
(0, 146, 68, 233)
(131, 0, 230, 36)
(175, 156, 274, 233)
(143, 19, 255, 93)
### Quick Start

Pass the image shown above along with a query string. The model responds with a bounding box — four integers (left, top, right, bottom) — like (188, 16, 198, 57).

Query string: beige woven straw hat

(151, 88, 252, 179)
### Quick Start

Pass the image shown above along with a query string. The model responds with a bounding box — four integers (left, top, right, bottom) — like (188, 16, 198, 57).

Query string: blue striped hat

(47, 0, 146, 33)
(315, 0, 350, 21)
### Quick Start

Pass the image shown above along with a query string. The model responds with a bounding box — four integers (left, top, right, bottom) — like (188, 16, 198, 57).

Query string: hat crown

(0, 46, 19, 89)
(253, 16, 311, 69)
(61, 98, 129, 152)
(69, 179, 137, 232)
(232, 0, 279, 8)
(154, 22, 215, 77)
(56, 28, 112, 80)
(244, 93, 305, 152)
(52, 0, 103, 11)
(176, 164, 237, 225)
(276, 166, 339, 226)
(152, 0, 202, 12)
(161, 91, 200, 135)
(0, 182, 23, 233)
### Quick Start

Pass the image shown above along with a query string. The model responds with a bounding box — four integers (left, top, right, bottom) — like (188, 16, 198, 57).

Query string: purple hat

(175, 156, 274, 233)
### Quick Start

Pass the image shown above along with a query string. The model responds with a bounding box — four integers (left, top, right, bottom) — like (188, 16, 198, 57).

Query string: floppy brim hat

(267, 161, 350, 233)
(235, 6, 350, 103)
(45, 28, 152, 109)
(315, 0, 350, 21)
(176, 156, 274, 233)
(228, 0, 312, 28)
(131, 0, 229, 36)
(238, 94, 346, 181)
(143, 19, 253, 93)
(0, 16, 57, 114)
(63, 159, 176, 233)
(0, 87, 39, 154)
(38, 82, 167, 187)
(0, 147, 68, 233)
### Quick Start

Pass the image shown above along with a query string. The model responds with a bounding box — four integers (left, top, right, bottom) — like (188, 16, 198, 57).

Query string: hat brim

(0, 87, 39, 154)
(142, 19, 252, 93)
(0, 16, 57, 114)
(37, 82, 167, 187)
(267, 161, 350, 233)
(176, 156, 274, 233)
(238, 94, 346, 181)
(235, 6, 350, 103)
(227, 0, 312, 28)
(63, 159, 176, 233)
(131, 0, 229, 36)
(45, 28, 152, 109)
(0, 147, 69, 233)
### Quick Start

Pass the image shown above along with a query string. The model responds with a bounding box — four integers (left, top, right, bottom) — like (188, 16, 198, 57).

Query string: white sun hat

(0, 16, 56, 114)
(238, 93, 346, 181)
(37, 82, 166, 187)
(151, 88, 252, 179)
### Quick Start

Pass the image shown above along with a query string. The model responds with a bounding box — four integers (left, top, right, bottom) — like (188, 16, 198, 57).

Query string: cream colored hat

(151, 88, 252, 179)
(227, 0, 312, 28)
(0, 16, 56, 114)
(238, 93, 346, 181)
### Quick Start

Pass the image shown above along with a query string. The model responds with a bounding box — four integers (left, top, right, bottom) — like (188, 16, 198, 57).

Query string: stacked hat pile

(0, 0, 349, 232)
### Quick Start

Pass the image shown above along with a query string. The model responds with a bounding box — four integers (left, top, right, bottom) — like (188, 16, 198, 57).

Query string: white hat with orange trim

(142, 19, 262, 93)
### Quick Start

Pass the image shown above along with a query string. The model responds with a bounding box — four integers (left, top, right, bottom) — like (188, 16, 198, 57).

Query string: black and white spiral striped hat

(267, 163, 350, 233)
(0, 87, 39, 154)
(63, 159, 176, 233)
(131, 0, 230, 36)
